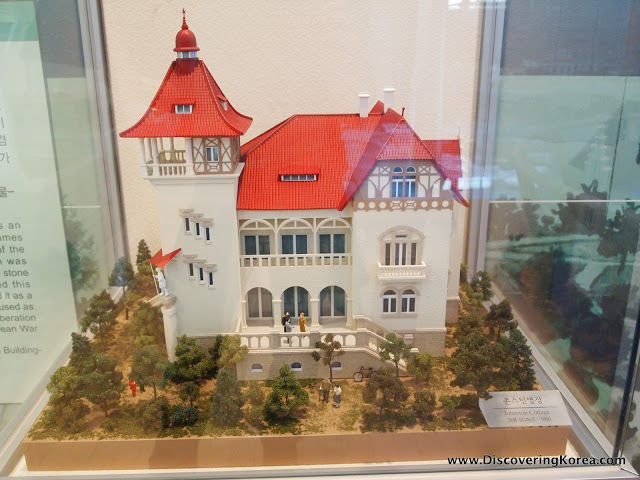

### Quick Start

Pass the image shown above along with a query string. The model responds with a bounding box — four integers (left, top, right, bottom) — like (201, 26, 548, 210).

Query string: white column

(272, 298, 282, 329)
(240, 299, 247, 330)
(310, 298, 319, 328)
(150, 137, 159, 176)
(346, 297, 355, 329)
(161, 303, 178, 361)
(139, 138, 147, 176)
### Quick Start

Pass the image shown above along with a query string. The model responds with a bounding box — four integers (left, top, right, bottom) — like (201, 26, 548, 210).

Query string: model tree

(129, 345, 169, 399)
(407, 352, 433, 385)
(165, 335, 209, 383)
(217, 335, 249, 370)
(311, 333, 343, 383)
(412, 389, 436, 423)
(179, 381, 201, 407)
(210, 366, 244, 427)
(470, 270, 493, 301)
(109, 256, 135, 319)
(440, 394, 461, 420)
(485, 299, 516, 341)
(362, 368, 411, 431)
(80, 289, 116, 351)
(597, 202, 640, 274)
(378, 333, 411, 378)
(136, 239, 152, 269)
(45, 365, 89, 432)
(448, 331, 495, 399)
(495, 329, 536, 391)
(76, 351, 125, 417)
(264, 364, 309, 420)
(131, 301, 164, 348)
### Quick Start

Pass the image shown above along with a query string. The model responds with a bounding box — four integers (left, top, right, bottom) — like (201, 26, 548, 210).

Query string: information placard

(479, 390, 572, 428)
(0, 2, 77, 403)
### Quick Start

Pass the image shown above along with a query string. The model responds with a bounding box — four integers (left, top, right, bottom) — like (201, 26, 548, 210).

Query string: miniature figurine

(332, 383, 342, 408)
(154, 267, 169, 296)
(128, 380, 137, 397)
(299, 312, 307, 332)
(284, 319, 293, 333)
(282, 311, 291, 333)
(320, 378, 332, 403)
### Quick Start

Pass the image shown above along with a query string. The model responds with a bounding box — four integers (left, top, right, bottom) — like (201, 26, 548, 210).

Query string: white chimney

(358, 93, 370, 118)
(383, 87, 395, 112)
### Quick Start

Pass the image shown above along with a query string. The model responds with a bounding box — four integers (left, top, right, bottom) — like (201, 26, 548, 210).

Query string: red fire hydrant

(128, 380, 137, 397)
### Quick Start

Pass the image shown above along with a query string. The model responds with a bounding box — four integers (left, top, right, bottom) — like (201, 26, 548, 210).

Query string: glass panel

(384, 243, 391, 265)
(319, 234, 331, 253)
(334, 287, 346, 316)
(296, 234, 307, 254)
(334, 233, 345, 253)
(297, 287, 309, 317)
(281, 234, 293, 255)
(247, 289, 259, 318)
(320, 287, 331, 316)
(258, 235, 270, 255)
(283, 287, 294, 316)
(410, 242, 417, 265)
(260, 288, 272, 317)
(244, 235, 256, 255)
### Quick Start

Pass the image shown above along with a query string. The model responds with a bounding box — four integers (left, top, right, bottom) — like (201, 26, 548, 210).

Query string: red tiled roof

(238, 107, 467, 210)
(423, 140, 469, 207)
(120, 60, 252, 138)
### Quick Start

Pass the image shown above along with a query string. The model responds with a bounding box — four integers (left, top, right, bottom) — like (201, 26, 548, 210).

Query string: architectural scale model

(120, 12, 468, 379)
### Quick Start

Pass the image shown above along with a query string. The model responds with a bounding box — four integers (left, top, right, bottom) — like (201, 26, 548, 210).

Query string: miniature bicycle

(353, 366, 377, 382)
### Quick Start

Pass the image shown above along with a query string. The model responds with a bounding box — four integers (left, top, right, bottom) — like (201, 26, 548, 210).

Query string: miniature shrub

(171, 404, 198, 427)
(245, 406, 265, 431)
(142, 398, 168, 431)
(102, 418, 116, 432)
(244, 382, 265, 407)
(412, 390, 436, 422)
(131, 302, 164, 348)
(457, 393, 478, 410)
(160, 398, 171, 428)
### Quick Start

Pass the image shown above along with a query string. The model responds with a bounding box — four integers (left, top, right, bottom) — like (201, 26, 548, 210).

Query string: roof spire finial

(182, 8, 188, 29)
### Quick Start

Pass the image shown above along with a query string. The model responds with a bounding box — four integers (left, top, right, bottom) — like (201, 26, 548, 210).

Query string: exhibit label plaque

(479, 391, 572, 428)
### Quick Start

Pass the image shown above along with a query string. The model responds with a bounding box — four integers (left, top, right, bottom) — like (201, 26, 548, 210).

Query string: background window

(401, 290, 416, 313)
(206, 146, 219, 162)
(383, 290, 397, 313)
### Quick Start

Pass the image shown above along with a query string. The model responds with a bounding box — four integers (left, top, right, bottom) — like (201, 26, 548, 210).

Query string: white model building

(121, 14, 467, 379)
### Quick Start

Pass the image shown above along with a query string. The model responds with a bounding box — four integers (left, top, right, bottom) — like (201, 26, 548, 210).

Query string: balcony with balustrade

(377, 262, 427, 280)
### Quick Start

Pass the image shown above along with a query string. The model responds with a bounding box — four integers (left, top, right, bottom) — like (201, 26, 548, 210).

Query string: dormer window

(280, 174, 317, 182)
(221, 100, 228, 110)
(175, 104, 193, 114)
(177, 51, 197, 59)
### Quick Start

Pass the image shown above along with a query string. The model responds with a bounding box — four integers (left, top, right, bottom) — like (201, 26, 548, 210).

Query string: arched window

(291, 362, 302, 371)
(401, 290, 416, 313)
(320, 286, 346, 317)
(383, 290, 397, 313)
(331, 361, 342, 371)
(247, 288, 273, 319)
(283, 286, 309, 318)
(251, 364, 263, 373)
(380, 227, 423, 266)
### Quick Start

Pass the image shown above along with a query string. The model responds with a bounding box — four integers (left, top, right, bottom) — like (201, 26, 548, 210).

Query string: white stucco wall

(352, 207, 453, 331)
(152, 175, 242, 335)
(103, 1, 481, 271)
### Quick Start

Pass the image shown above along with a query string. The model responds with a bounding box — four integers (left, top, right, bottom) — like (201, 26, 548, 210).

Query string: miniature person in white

(332, 384, 342, 408)
(154, 267, 169, 296)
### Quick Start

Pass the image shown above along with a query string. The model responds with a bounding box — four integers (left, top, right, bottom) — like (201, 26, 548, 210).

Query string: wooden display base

(23, 427, 570, 471)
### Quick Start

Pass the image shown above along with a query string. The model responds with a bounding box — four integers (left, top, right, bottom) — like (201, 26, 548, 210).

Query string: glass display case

(0, 0, 638, 478)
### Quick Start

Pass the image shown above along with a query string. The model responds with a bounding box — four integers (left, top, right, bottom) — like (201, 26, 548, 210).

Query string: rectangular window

(405, 177, 416, 197)
(205, 226, 211, 241)
(392, 177, 403, 197)
(334, 288, 346, 316)
(281, 234, 307, 255)
(383, 296, 397, 313)
(410, 243, 417, 265)
(188, 263, 194, 278)
(199, 267, 204, 282)
(320, 233, 346, 254)
(184, 217, 191, 232)
(244, 236, 257, 255)
(385, 243, 391, 265)
(175, 104, 193, 114)
(248, 289, 260, 318)
(208, 271, 214, 287)
(245, 235, 270, 255)
(195, 222, 201, 237)
(206, 146, 219, 162)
